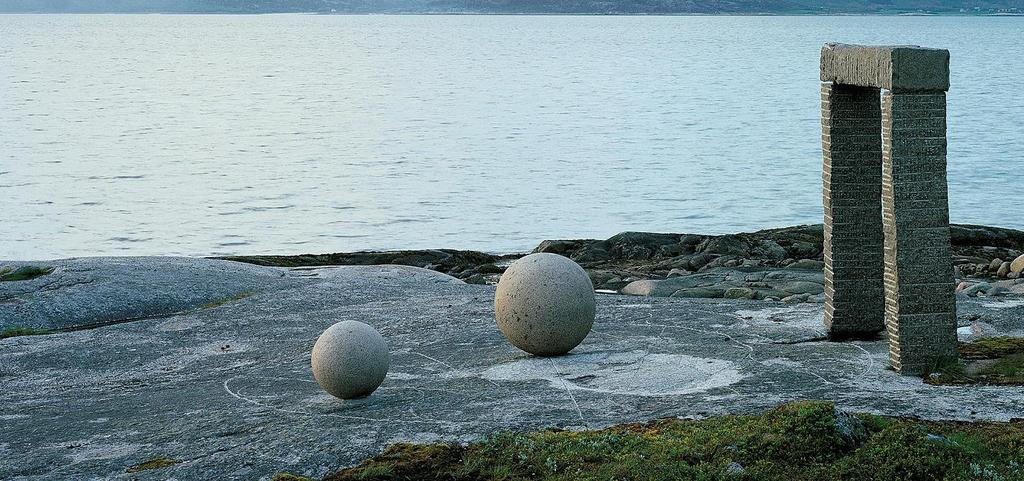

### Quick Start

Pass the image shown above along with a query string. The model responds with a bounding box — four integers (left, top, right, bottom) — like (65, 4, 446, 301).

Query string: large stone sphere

(495, 253, 596, 356)
(311, 320, 390, 399)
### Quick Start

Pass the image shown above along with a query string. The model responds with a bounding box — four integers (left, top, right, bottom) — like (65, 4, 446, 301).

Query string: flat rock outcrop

(2, 259, 1023, 480)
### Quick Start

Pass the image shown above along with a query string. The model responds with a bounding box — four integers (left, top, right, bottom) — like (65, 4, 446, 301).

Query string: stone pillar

(820, 43, 957, 375)
(881, 90, 958, 374)
(822, 83, 885, 339)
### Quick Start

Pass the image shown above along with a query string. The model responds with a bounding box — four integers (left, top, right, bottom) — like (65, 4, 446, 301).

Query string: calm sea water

(1, 15, 1022, 259)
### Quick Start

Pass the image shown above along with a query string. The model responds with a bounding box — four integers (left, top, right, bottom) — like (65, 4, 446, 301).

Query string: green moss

(272, 474, 316, 481)
(0, 265, 54, 282)
(0, 327, 53, 340)
(126, 457, 179, 473)
(959, 337, 1024, 360)
(321, 401, 1024, 481)
(200, 291, 253, 310)
(926, 338, 1024, 386)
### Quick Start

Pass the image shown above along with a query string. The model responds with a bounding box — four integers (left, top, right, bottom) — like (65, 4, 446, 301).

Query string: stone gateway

(820, 43, 957, 375)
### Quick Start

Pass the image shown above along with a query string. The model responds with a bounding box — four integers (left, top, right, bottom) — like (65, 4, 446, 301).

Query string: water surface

(1, 14, 1021, 258)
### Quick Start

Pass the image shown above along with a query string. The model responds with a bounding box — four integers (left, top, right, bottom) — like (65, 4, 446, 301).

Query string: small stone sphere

(311, 320, 390, 399)
(495, 253, 596, 356)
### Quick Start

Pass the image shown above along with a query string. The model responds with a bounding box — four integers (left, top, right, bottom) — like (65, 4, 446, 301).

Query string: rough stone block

(821, 44, 956, 374)
(821, 43, 950, 91)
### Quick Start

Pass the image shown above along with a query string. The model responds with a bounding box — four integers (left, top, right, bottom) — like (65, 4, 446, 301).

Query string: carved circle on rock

(495, 253, 595, 356)
(311, 320, 390, 399)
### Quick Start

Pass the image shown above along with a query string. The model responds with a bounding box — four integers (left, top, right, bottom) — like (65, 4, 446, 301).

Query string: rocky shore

(224, 223, 1024, 303)
(3, 258, 1024, 480)
(2, 225, 1024, 480)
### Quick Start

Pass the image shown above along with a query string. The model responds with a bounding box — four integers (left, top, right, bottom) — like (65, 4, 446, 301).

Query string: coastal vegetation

(927, 337, 1024, 386)
(275, 400, 1024, 481)
(0, 265, 53, 282)
(0, 326, 53, 339)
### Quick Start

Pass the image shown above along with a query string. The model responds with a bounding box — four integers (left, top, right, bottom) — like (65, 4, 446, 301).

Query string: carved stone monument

(820, 43, 957, 375)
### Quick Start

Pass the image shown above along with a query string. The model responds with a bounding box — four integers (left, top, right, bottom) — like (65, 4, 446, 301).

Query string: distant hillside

(2, 0, 1022, 14)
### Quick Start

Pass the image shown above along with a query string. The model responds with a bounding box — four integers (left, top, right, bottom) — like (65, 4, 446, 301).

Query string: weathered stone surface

(0, 257, 306, 332)
(494, 253, 595, 356)
(1012, 254, 1024, 275)
(820, 42, 957, 374)
(821, 82, 885, 339)
(820, 43, 950, 91)
(880, 89, 957, 374)
(311, 321, 390, 400)
(2, 258, 1024, 480)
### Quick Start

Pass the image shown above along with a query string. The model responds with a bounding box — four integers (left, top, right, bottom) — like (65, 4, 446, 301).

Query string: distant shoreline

(2, 12, 1023, 17)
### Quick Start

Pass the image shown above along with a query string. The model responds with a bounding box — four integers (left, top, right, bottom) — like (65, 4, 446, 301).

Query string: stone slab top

(821, 43, 950, 92)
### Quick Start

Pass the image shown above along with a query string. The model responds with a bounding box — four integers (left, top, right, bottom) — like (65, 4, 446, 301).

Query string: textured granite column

(820, 43, 957, 374)
(882, 90, 958, 374)
(822, 83, 885, 338)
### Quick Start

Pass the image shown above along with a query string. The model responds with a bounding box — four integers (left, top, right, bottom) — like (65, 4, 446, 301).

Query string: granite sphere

(311, 320, 390, 399)
(494, 253, 595, 356)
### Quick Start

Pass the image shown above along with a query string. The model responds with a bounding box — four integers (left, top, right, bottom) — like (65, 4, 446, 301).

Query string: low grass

(959, 337, 1024, 360)
(0, 265, 54, 282)
(0, 327, 53, 340)
(200, 291, 253, 310)
(273, 474, 315, 481)
(927, 337, 1024, 386)
(126, 457, 179, 473)
(275, 401, 1024, 481)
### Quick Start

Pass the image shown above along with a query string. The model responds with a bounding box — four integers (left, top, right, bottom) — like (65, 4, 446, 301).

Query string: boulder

(698, 236, 751, 257)
(1012, 254, 1024, 275)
